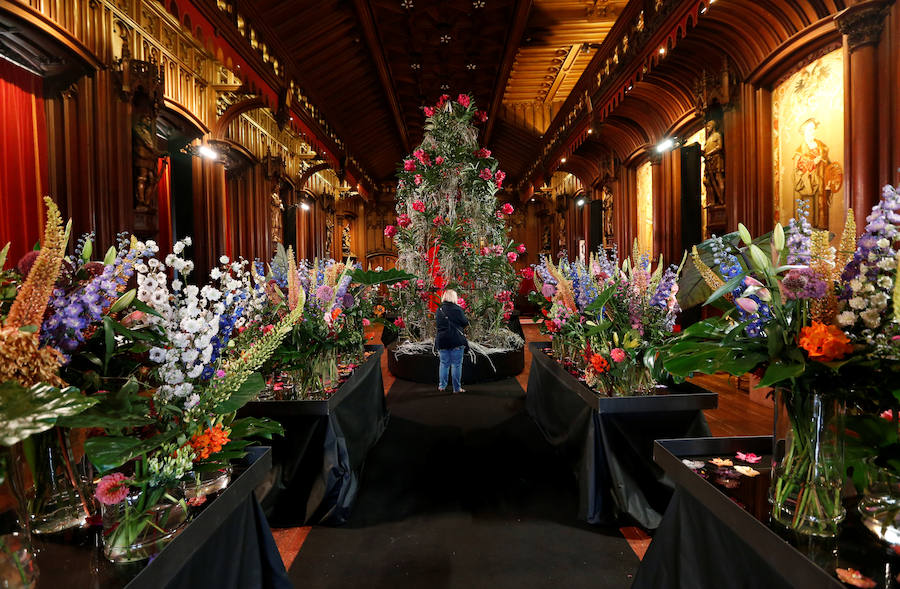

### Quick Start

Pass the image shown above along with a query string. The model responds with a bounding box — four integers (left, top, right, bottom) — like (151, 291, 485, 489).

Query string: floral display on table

(659, 188, 900, 537)
(385, 93, 523, 355)
(529, 245, 682, 397)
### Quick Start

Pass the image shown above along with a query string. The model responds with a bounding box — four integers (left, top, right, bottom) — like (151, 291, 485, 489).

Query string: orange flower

(799, 321, 853, 363)
(189, 424, 231, 461)
(590, 354, 610, 374)
(331, 308, 342, 320)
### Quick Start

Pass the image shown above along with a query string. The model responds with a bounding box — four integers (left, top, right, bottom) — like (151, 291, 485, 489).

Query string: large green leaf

(228, 416, 284, 440)
(676, 232, 739, 310)
(84, 429, 179, 472)
(213, 372, 266, 414)
(0, 242, 8, 271)
(0, 381, 97, 447)
(349, 267, 416, 286)
(758, 359, 805, 388)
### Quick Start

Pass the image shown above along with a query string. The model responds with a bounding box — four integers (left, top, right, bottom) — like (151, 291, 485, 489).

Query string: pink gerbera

(95, 473, 130, 506)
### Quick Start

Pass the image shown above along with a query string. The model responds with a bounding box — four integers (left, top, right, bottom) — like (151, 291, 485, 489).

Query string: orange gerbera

(799, 321, 853, 363)
(190, 424, 231, 461)
(590, 354, 610, 374)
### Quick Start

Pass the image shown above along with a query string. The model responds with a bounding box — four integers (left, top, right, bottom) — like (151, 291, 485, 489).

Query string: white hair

(441, 289, 458, 304)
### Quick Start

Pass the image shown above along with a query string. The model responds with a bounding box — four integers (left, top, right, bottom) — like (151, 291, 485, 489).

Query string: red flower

(521, 267, 534, 280)
(414, 174, 423, 185)
(610, 348, 626, 363)
(495, 170, 506, 189)
(475, 148, 492, 159)
(433, 215, 444, 226)
(495, 210, 505, 220)
(507, 252, 518, 263)
(479, 168, 493, 181)
(413, 149, 431, 166)
(475, 110, 488, 123)
(95, 473, 130, 506)
(412, 200, 425, 212)
(436, 94, 450, 108)
(590, 354, 610, 374)
(394, 317, 406, 328)
(384, 225, 397, 238)
(397, 213, 411, 228)
(435, 156, 444, 165)
(403, 159, 416, 171)
(457, 94, 471, 108)
(424, 106, 435, 116)
(672, 324, 682, 333)
(517, 243, 526, 254)
(501, 202, 514, 215)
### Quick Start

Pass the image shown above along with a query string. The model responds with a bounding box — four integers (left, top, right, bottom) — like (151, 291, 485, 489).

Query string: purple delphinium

(786, 199, 812, 265)
(782, 267, 827, 300)
(650, 265, 679, 309)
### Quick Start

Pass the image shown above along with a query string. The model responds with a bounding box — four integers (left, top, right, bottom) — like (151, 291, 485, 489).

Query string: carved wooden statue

(132, 112, 165, 211)
(270, 192, 284, 243)
(601, 185, 615, 244)
(702, 120, 726, 206)
(341, 222, 352, 257)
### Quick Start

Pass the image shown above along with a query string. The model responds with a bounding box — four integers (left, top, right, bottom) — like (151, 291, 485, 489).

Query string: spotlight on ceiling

(659, 47, 666, 55)
(198, 145, 218, 160)
(587, 128, 593, 134)
(300, 202, 311, 211)
(656, 138, 676, 153)
(560, 157, 567, 163)
(576, 198, 586, 207)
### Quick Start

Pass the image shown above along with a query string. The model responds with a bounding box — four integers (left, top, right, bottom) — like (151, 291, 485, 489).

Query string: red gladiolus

(403, 159, 416, 171)
(520, 267, 534, 280)
(507, 252, 518, 263)
(457, 94, 471, 108)
(384, 225, 397, 238)
(517, 243, 526, 254)
(424, 106, 435, 116)
(394, 317, 406, 328)
(475, 110, 488, 123)
(495, 170, 506, 189)
(436, 94, 449, 108)
(435, 156, 444, 165)
(414, 174, 423, 185)
(397, 213, 412, 228)
(475, 148, 491, 159)
(412, 200, 425, 212)
(501, 202, 514, 215)
(479, 168, 493, 181)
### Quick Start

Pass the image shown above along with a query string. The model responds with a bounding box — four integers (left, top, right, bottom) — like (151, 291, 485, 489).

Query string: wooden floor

(274, 321, 774, 570)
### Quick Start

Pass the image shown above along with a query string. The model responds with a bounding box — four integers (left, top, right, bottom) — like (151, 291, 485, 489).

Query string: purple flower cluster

(709, 236, 771, 337)
(571, 263, 598, 312)
(842, 184, 900, 286)
(649, 265, 679, 310)
(782, 267, 827, 300)
(786, 199, 812, 265)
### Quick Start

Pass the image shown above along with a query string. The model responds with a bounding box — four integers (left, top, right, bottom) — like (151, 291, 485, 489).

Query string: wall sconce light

(656, 137, 676, 153)
(576, 198, 586, 207)
(561, 157, 567, 163)
(198, 145, 219, 160)
(300, 202, 311, 211)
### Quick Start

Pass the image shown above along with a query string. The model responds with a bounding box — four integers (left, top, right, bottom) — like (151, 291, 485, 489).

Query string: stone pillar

(836, 0, 894, 227)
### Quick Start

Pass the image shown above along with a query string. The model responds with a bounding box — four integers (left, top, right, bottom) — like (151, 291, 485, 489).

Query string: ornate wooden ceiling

(244, 0, 629, 186)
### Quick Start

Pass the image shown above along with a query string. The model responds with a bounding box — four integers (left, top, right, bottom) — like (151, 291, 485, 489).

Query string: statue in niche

(341, 222, 352, 258)
(702, 119, 726, 206)
(601, 185, 615, 243)
(132, 111, 166, 212)
(324, 213, 334, 257)
(792, 118, 842, 229)
(541, 224, 552, 252)
(558, 216, 567, 250)
(270, 192, 284, 243)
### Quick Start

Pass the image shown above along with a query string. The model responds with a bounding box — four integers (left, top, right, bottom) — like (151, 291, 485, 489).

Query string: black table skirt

(525, 342, 715, 529)
(240, 346, 388, 526)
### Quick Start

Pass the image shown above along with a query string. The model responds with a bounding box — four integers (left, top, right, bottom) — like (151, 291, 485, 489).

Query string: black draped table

(525, 342, 717, 529)
(634, 436, 900, 589)
(238, 345, 388, 526)
(32, 446, 290, 589)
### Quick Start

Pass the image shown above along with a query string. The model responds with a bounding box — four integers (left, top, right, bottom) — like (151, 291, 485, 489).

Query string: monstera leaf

(350, 267, 416, 286)
(0, 380, 97, 447)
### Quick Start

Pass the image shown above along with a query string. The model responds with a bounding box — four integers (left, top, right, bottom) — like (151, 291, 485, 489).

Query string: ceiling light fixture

(198, 145, 218, 160)
(561, 157, 567, 163)
(659, 47, 666, 55)
(587, 128, 593, 134)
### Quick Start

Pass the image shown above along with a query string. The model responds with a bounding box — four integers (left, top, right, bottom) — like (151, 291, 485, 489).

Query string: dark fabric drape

(525, 343, 711, 529)
(0, 59, 49, 263)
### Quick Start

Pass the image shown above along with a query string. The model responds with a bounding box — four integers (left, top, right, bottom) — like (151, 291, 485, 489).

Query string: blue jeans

(438, 346, 465, 392)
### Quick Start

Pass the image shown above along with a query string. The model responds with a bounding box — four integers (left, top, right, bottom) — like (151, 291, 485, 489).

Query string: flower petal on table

(734, 465, 760, 477)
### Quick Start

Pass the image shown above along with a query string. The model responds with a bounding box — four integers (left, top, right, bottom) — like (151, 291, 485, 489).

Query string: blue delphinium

(786, 199, 812, 265)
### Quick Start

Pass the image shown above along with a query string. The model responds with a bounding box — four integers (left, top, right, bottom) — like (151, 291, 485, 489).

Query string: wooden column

(836, 0, 895, 228)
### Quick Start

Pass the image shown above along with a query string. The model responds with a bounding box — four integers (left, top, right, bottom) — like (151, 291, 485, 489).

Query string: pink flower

(413, 149, 431, 166)
(735, 452, 762, 464)
(394, 317, 406, 328)
(744, 276, 764, 288)
(479, 247, 489, 256)
(362, 318, 371, 327)
(384, 225, 397, 238)
(414, 174, 423, 186)
(95, 473, 130, 506)
(521, 267, 534, 280)
(541, 283, 556, 297)
(397, 213, 411, 228)
(517, 243, 526, 254)
(881, 410, 894, 420)
(424, 106, 435, 116)
(457, 297, 467, 309)
(479, 168, 493, 181)
(403, 159, 417, 171)
(412, 200, 425, 212)
(216, 369, 226, 378)
(435, 156, 444, 165)
(433, 215, 444, 226)
(476, 148, 492, 159)
(610, 348, 626, 363)
(416, 279, 425, 289)
(262, 324, 275, 334)
(735, 297, 759, 314)
(495, 170, 506, 188)
(507, 252, 518, 263)
(457, 94, 471, 108)
(495, 210, 505, 220)
(501, 202, 514, 215)
(475, 110, 488, 123)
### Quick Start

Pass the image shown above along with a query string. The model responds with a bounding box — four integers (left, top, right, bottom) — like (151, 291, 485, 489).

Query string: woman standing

(435, 289, 468, 394)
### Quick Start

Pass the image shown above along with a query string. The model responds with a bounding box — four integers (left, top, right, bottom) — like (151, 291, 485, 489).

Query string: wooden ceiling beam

(352, 0, 411, 154)
(483, 0, 533, 145)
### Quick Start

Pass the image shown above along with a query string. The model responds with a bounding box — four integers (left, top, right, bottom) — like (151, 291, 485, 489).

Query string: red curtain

(0, 59, 49, 266)
(156, 156, 172, 258)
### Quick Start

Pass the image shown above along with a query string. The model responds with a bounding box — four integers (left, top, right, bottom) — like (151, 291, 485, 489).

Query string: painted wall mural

(636, 160, 653, 254)
(772, 49, 845, 235)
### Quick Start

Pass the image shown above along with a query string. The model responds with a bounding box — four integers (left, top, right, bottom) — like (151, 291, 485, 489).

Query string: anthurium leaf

(228, 416, 284, 440)
(758, 359, 805, 388)
(84, 429, 178, 472)
(349, 268, 416, 286)
(213, 372, 265, 414)
(0, 381, 96, 447)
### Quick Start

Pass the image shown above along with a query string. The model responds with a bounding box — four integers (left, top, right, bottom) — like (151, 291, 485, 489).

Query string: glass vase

(857, 459, 900, 545)
(181, 467, 232, 501)
(770, 390, 845, 537)
(101, 490, 187, 563)
(315, 348, 339, 392)
(8, 429, 91, 535)
(0, 534, 37, 589)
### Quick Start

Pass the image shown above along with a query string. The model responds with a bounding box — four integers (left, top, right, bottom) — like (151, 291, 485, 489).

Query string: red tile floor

(271, 321, 774, 569)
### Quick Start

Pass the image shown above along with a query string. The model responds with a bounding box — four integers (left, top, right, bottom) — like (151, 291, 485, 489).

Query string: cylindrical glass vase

(101, 490, 187, 563)
(0, 534, 37, 588)
(858, 459, 900, 545)
(181, 467, 232, 501)
(770, 390, 845, 537)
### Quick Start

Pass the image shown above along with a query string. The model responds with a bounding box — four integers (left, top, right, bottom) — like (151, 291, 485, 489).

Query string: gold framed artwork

(772, 49, 845, 236)
(636, 160, 653, 254)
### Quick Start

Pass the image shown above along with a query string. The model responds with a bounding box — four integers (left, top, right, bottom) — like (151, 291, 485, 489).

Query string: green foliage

(0, 381, 97, 447)
(350, 268, 415, 286)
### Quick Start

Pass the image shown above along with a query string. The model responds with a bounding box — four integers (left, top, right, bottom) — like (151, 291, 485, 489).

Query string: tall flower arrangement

(386, 93, 523, 349)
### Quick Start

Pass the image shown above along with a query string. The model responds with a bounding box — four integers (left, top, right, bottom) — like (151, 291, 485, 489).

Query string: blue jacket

(435, 302, 468, 350)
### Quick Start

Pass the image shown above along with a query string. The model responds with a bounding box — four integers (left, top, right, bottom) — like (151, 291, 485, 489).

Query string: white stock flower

(836, 311, 856, 327)
(861, 309, 881, 329)
(149, 347, 167, 363)
(219, 255, 230, 264)
(849, 297, 867, 310)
